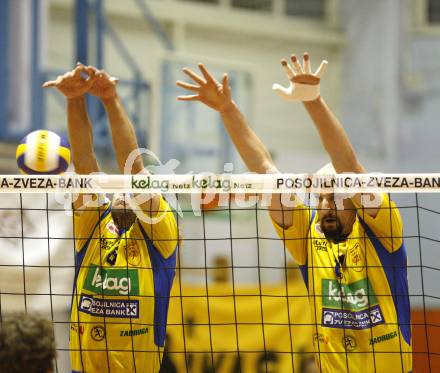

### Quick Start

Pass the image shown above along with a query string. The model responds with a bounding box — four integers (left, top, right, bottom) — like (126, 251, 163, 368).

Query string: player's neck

(330, 235, 349, 244)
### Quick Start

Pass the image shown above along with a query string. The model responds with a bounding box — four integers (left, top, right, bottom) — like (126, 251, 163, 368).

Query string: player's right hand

(176, 63, 233, 113)
(87, 68, 119, 100)
(272, 52, 328, 102)
(42, 63, 96, 99)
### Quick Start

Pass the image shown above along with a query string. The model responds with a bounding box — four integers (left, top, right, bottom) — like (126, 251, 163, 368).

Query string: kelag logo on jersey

(83, 265, 139, 296)
(322, 278, 377, 311)
(321, 278, 385, 330)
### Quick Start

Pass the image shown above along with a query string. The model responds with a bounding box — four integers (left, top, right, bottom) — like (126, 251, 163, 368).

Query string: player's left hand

(272, 52, 328, 102)
(87, 67, 119, 100)
(176, 63, 233, 113)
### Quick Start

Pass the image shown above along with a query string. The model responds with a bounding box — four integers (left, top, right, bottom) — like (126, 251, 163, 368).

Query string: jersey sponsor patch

(347, 242, 363, 272)
(79, 295, 139, 318)
(106, 248, 118, 266)
(70, 323, 84, 335)
(90, 325, 106, 341)
(322, 305, 385, 329)
(369, 330, 398, 345)
(126, 244, 141, 266)
(313, 333, 329, 345)
(321, 277, 385, 329)
(313, 239, 328, 252)
(322, 278, 377, 311)
(83, 265, 139, 296)
(119, 327, 148, 337)
(342, 335, 357, 351)
(100, 238, 113, 251)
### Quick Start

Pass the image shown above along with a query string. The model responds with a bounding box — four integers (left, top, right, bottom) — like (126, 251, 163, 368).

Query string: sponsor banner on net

(3, 173, 440, 193)
(321, 305, 385, 330)
(83, 265, 139, 296)
(79, 295, 139, 319)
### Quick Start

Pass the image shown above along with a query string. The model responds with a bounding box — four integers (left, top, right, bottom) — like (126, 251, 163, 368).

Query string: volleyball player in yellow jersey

(43, 65, 178, 373)
(176, 54, 412, 373)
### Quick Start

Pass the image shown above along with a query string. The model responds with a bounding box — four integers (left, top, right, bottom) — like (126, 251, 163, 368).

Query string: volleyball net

(0, 173, 438, 372)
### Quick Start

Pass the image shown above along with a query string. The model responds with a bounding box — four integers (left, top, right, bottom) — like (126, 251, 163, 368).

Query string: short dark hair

(0, 313, 56, 373)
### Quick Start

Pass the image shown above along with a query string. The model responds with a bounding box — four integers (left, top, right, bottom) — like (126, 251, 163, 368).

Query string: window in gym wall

(231, 0, 272, 12)
(428, 0, 440, 23)
(285, 0, 325, 19)
(177, 0, 219, 4)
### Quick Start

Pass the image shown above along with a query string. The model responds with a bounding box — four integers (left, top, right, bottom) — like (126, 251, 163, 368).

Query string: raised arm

(273, 53, 380, 216)
(303, 96, 364, 173)
(176, 64, 277, 175)
(277, 53, 363, 173)
(87, 69, 160, 215)
(176, 64, 301, 228)
(42, 65, 100, 209)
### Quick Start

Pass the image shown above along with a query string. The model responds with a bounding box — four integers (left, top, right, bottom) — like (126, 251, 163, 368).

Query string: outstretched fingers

(177, 94, 200, 101)
(314, 60, 328, 78)
(42, 80, 57, 88)
(176, 80, 200, 93)
(182, 68, 205, 85)
(303, 52, 312, 74)
(290, 54, 304, 75)
(42, 73, 64, 88)
(222, 73, 231, 97)
(281, 59, 295, 80)
(198, 63, 216, 84)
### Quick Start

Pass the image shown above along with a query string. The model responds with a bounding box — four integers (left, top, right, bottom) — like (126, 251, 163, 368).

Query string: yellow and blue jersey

(70, 196, 178, 373)
(272, 194, 412, 373)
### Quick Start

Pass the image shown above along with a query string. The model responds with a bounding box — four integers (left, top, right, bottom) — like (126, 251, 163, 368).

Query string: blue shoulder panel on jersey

(138, 221, 177, 347)
(299, 210, 316, 290)
(299, 264, 308, 289)
(358, 217, 411, 345)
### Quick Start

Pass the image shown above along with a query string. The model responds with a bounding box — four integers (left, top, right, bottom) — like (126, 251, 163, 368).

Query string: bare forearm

(220, 102, 277, 174)
(67, 96, 99, 174)
(102, 94, 161, 214)
(219, 103, 292, 225)
(303, 97, 383, 216)
(303, 97, 364, 173)
(102, 95, 144, 174)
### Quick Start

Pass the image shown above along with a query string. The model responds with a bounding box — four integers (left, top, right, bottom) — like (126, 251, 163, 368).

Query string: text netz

(131, 176, 246, 191)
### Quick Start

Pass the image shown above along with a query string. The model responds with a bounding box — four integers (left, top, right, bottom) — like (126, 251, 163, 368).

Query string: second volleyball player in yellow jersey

(271, 188, 411, 372)
(44, 66, 178, 373)
(177, 54, 412, 373)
